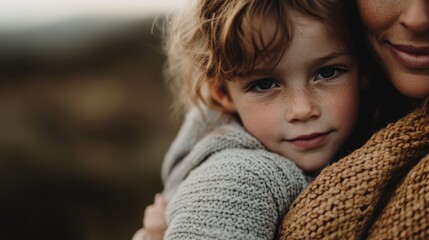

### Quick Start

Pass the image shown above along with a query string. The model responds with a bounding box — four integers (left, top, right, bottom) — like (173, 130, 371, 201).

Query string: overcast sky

(0, 0, 187, 30)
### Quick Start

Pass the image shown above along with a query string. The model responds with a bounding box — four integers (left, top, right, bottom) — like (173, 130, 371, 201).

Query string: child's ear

(210, 82, 237, 113)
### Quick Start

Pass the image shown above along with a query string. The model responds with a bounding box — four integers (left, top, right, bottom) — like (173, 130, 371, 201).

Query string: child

(136, 0, 372, 239)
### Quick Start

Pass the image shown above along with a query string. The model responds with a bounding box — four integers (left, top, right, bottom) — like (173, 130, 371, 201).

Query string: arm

(279, 101, 429, 239)
(165, 149, 307, 240)
(132, 194, 168, 240)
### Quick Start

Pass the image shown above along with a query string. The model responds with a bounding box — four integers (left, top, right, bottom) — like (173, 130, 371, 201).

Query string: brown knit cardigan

(279, 99, 429, 240)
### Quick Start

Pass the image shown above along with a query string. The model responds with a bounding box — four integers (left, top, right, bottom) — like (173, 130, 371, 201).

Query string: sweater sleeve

(165, 149, 308, 240)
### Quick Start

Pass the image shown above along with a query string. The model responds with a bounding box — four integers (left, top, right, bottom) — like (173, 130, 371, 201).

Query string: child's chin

(295, 154, 333, 173)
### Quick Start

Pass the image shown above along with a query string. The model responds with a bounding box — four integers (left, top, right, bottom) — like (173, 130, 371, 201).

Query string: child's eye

(315, 66, 344, 81)
(248, 78, 279, 92)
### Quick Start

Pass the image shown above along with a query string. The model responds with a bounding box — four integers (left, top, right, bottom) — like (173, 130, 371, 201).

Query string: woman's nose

(285, 92, 320, 123)
(399, 0, 429, 34)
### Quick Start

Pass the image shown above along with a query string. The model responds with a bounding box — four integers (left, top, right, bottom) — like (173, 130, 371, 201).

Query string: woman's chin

(389, 72, 429, 99)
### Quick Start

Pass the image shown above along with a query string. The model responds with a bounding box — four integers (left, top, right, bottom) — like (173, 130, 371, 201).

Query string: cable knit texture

(162, 108, 309, 239)
(279, 99, 429, 240)
(368, 153, 429, 239)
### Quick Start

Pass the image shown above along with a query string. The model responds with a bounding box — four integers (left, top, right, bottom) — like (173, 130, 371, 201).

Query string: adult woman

(279, 1, 429, 239)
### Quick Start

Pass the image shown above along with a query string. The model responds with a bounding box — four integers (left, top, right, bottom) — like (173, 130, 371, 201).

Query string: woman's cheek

(357, 0, 398, 33)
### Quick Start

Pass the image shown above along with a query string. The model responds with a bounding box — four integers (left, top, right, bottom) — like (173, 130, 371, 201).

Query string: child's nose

(285, 92, 320, 123)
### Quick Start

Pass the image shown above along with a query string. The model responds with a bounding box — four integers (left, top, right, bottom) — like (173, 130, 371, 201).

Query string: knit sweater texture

(162, 108, 309, 240)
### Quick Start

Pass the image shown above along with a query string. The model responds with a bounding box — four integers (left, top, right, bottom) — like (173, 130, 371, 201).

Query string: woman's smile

(388, 42, 429, 69)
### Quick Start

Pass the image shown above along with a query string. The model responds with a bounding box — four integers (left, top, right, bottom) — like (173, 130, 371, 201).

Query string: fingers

(135, 193, 168, 240)
(143, 193, 168, 234)
(131, 228, 146, 240)
(154, 194, 167, 208)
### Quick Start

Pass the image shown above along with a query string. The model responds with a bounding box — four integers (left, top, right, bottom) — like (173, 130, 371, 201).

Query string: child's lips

(286, 132, 331, 150)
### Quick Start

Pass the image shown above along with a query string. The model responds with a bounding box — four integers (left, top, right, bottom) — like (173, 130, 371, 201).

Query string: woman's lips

(286, 132, 330, 150)
(388, 43, 429, 69)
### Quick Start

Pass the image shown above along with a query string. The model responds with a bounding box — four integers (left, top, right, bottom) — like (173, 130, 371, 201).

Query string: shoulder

(217, 149, 307, 188)
(183, 148, 308, 211)
(203, 148, 305, 181)
(165, 149, 308, 239)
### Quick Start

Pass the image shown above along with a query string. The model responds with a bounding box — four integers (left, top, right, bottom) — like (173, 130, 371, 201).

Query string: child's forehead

(211, 1, 355, 83)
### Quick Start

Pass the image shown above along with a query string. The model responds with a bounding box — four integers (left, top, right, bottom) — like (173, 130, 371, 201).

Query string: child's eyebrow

(245, 68, 273, 76)
(237, 68, 274, 81)
(312, 51, 352, 64)
(239, 51, 352, 81)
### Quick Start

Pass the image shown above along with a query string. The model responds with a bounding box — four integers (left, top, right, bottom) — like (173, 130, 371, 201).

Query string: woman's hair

(164, 0, 371, 115)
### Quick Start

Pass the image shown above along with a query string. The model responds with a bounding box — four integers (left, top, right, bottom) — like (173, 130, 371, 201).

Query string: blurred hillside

(0, 16, 178, 240)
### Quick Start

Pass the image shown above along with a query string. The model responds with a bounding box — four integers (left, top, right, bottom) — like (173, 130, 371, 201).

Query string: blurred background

(0, 0, 186, 239)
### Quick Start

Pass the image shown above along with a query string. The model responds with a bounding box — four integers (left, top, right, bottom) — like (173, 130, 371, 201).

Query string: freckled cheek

(238, 102, 280, 143)
(328, 87, 359, 129)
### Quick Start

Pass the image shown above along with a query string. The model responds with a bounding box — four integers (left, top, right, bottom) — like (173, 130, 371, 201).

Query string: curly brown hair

(164, 0, 370, 115)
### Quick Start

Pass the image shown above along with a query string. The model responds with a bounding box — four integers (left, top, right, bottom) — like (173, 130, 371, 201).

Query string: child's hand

(133, 193, 168, 240)
(144, 194, 168, 239)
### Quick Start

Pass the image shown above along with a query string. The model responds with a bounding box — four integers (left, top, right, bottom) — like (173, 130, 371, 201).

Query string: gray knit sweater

(162, 108, 310, 240)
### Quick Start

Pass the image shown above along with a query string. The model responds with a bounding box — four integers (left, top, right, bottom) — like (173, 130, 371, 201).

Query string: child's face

(217, 12, 360, 172)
